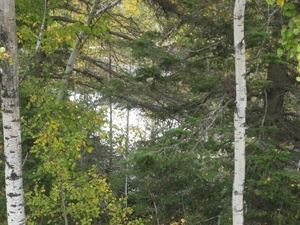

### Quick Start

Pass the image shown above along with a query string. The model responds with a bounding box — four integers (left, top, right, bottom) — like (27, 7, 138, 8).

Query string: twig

(22, 151, 29, 168)
(20, 0, 47, 83)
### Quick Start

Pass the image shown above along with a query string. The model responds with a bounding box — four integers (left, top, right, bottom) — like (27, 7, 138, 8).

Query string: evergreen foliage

(1, 0, 300, 224)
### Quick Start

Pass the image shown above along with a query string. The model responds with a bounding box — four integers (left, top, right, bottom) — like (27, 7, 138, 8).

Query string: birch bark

(0, 0, 26, 224)
(56, 0, 101, 102)
(233, 0, 247, 224)
(56, 0, 121, 102)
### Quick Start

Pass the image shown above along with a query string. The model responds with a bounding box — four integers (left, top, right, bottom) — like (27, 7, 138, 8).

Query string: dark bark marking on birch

(7, 192, 21, 198)
(10, 172, 19, 180)
(2, 88, 9, 98)
(5, 158, 13, 168)
(2, 110, 13, 113)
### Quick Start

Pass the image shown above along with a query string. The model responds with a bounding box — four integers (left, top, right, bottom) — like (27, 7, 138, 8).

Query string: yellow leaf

(99, 133, 106, 139)
(0, 47, 5, 53)
(17, 32, 22, 39)
(277, 0, 284, 6)
(66, 34, 72, 41)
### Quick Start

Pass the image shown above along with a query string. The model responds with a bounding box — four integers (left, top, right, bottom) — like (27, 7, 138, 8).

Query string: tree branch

(20, 0, 47, 83)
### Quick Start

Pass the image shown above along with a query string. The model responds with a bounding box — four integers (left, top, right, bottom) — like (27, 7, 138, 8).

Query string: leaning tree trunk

(56, 0, 121, 102)
(0, 1, 26, 224)
(233, 0, 247, 224)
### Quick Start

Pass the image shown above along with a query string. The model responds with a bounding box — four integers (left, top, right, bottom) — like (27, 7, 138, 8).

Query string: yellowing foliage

(277, 0, 284, 7)
(0, 47, 10, 61)
(122, 0, 140, 15)
(170, 218, 186, 225)
(22, 79, 144, 224)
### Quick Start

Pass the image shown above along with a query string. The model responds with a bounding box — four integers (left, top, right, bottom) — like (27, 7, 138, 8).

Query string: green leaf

(296, 77, 300, 82)
(287, 29, 294, 37)
(9, 58, 14, 65)
(266, 0, 276, 5)
(293, 28, 299, 35)
(277, 48, 283, 55)
(288, 19, 295, 28)
(282, 3, 295, 9)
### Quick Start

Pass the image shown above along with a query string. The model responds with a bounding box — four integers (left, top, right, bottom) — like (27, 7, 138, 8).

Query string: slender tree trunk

(265, 11, 290, 141)
(0, 1, 26, 224)
(150, 192, 160, 225)
(108, 53, 114, 176)
(59, 178, 68, 225)
(233, 0, 247, 224)
(124, 108, 130, 207)
(56, 0, 121, 102)
(56, 0, 101, 102)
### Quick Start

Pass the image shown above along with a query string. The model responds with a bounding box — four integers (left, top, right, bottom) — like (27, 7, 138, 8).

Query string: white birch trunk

(233, 0, 247, 224)
(56, 0, 101, 102)
(0, 0, 26, 224)
(56, 0, 121, 102)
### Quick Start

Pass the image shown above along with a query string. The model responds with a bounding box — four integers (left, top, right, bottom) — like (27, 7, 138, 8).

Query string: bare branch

(51, 15, 80, 24)
(80, 55, 125, 79)
(94, 0, 122, 17)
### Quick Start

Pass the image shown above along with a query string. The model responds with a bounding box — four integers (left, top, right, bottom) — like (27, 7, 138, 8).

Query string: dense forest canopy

(1, 0, 300, 224)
